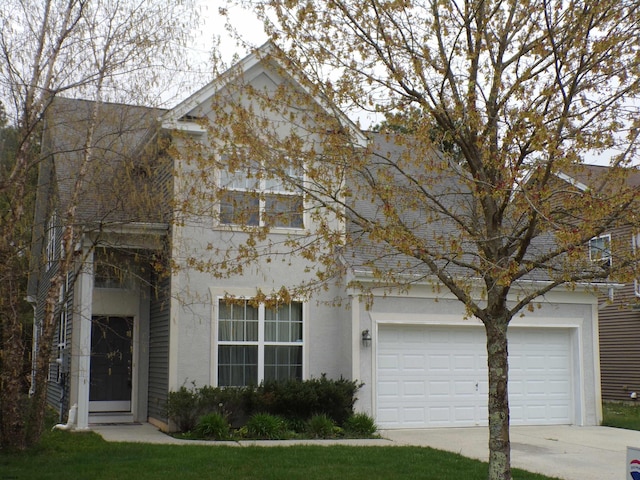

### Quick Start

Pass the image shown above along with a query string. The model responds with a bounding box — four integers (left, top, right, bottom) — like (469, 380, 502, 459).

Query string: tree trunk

(0, 273, 27, 450)
(485, 317, 511, 480)
(25, 273, 63, 446)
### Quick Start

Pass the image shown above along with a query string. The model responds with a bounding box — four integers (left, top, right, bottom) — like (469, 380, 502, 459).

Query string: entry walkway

(93, 423, 640, 480)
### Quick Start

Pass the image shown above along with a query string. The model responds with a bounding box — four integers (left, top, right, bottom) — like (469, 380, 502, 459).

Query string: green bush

(343, 413, 377, 437)
(194, 413, 231, 440)
(167, 376, 363, 435)
(245, 413, 286, 439)
(166, 385, 199, 432)
(307, 414, 337, 439)
(197, 384, 256, 428)
(260, 375, 361, 425)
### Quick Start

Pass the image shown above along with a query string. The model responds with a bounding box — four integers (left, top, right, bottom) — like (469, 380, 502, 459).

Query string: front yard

(0, 428, 560, 480)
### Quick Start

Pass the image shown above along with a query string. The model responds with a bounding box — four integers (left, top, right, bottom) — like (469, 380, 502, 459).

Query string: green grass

(0, 428, 561, 480)
(602, 401, 640, 430)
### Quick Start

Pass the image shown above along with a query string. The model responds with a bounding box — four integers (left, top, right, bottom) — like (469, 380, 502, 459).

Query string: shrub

(194, 413, 231, 440)
(166, 385, 199, 432)
(259, 375, 361, 425)
(343, 413, 377, 437)
(307, 414, 337, 439)
(284, 417, 308, 434)
(245, 413, 286, 440)
(167, 376, 362, 435)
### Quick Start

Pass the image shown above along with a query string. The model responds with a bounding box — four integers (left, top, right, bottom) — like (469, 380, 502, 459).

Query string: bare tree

(0, 0, 196, 449)
(185, 1, 640, 479)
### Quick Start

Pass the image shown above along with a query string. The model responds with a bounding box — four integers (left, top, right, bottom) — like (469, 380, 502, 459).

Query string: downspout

(52, 404, 77, 431)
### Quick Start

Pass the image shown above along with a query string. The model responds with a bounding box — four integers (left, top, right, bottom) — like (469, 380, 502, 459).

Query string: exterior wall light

(361, 329, 372, 347)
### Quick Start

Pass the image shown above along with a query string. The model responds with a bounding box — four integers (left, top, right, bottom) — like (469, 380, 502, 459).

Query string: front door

(89, 316, 133, 412)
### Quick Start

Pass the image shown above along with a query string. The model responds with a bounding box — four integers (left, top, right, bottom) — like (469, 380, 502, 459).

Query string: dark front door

(89, 316, 133, 412)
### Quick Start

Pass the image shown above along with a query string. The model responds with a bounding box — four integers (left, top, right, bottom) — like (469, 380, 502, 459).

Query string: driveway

(94, 423, 640, 480)
(382, 425, 640, 480)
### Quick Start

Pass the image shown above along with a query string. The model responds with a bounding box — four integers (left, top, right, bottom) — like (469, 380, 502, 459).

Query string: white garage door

(376, 325, 572, 428)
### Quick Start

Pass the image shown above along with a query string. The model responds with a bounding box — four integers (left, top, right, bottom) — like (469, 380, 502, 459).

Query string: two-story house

(556, 165, 640, 403)
(29, 43, 603, 432)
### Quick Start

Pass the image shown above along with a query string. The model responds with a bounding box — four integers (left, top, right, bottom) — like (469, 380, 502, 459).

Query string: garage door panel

(549, 380, 571, 395)
(453, 354, 477, 370)
(378, 353, 399, 369)
(428, 380, 451, 397)
(454, 380, 478, 396)
(378, 380, 400, 396)
(428, 354, 451, 370)
(377, 325, 572, 428)
(404, 354, 427, 370)
(403, 381, 426, 396)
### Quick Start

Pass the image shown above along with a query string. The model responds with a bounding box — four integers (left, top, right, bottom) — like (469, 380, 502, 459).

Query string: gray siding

(147, 274, 171, 422)
(599, 281, 640, 401)
(598, 224, 640, 402)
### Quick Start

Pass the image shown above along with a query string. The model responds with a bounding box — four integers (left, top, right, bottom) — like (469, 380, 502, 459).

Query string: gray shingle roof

(43, 97, 166, 224)
(343, 132, 563, 285)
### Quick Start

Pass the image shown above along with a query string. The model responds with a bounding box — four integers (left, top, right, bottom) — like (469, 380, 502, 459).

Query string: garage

(376, 324, 572, 429)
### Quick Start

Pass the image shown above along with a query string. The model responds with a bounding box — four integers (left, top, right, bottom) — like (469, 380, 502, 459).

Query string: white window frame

(214, 297, 304, 387)
(219, 157, 304, 229)
(589, 234, 611, 265)
(49, 284, 68, 383)
(45, 212, 57, 270)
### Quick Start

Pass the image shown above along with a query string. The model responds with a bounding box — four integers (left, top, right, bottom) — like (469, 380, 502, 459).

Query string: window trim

(45, 211, 57, 270)
(589, 234, 612, 265)
(213, 295, 306, 387)
(218, 156, 305, 230)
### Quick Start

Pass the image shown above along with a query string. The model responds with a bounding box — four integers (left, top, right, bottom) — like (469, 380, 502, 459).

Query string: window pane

(265, 302, 303, 342)
(219, 300, 258, 341)
(265, 321, 276, 342)
(218, 345, 258, 387)
(264, 194, 303, 228)
(590, 236, 611, 262)
(264, 346, 302, 382)
(220, 164, 259, 190)
(220, 191, 259, 226)
(264, 159, 303, 193)
(219, 320, 232, 341)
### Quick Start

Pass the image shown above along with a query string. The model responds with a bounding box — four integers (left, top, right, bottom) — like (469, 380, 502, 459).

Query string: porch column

(75, 248, 94, 430)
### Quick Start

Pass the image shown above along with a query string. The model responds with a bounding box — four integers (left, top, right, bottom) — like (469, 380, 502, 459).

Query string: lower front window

(217, 299, 303, 386)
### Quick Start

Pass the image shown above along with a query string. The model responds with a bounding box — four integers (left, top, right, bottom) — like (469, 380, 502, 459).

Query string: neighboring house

(29, 43, 603, 432)
(557, 166, 640, 403)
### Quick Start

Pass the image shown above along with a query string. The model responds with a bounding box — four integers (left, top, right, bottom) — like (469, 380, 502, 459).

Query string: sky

(189, 2, 267, 79)
(184, 2, 620, 165)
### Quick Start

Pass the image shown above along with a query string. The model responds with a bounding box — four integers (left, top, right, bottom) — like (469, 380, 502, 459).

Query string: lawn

(0, 428, 561, 480)
(602, 401, 640, 431)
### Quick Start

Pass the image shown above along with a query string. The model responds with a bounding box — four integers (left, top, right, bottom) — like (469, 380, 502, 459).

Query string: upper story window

(589, 234, 611, 266)
(216, 298, 303, 387)
(219, 157, 304, 229)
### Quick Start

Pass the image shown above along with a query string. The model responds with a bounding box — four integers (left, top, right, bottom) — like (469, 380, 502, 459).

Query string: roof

(343, 133, 581, 287)
(559, 163, 640, 192)
(160, 42, 368, 147)
(43, 97, 167, 225)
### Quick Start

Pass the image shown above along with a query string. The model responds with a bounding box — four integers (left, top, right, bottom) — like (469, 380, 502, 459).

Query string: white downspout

(52, 404, 77, 431)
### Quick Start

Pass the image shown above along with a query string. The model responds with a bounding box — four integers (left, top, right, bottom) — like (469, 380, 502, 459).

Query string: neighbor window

(49, 284, 68, 383)
(589, 234, 611, 265)
(45, 212, 57, 270)
(219, 157, 304, 228)
(217, 298, 303, 387)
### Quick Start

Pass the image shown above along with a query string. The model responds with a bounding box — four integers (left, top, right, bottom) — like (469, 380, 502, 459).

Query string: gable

(160, 42, 367, 147)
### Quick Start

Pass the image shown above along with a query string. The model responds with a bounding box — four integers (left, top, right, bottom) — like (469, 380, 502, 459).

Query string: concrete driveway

(94, 423, 639, 480)
(382, 425, 640, 480)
